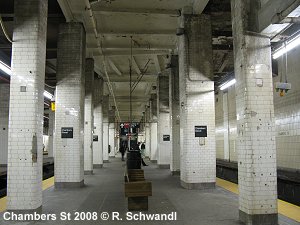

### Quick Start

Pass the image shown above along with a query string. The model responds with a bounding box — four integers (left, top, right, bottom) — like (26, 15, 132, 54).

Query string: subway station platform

(0, 157, 299, 225)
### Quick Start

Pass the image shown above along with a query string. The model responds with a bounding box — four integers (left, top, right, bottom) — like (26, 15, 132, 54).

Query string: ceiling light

(220, 79, 236, 91)
(44, 91, 53, 100)
(273, 34, 300, 59)
(0, 60, 12, 76)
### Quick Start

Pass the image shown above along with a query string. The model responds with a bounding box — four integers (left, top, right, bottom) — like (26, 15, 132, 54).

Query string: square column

(102, 95, 109, 162)
(231, 1, 278, 224)
(109, 123, 115, 157)
(223, 92, 230, 161)
(157, 73, 171, 168)
(84, 58, 94, 175)
(150, 95, 158, 163)
(93, 77, 104, 168)
(0, 83, 9, 166)
(178, 14, 216, 189)
(48, 110, 55, 158)
(169, 55, 180, 175)
(7, 0, 48, 211)
(145, 123, 151, 158)
(54, 22, 86, 188)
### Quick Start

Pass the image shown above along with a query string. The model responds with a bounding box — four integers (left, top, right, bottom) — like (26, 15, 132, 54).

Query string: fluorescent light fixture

(220, 79, 236, 91)
(0, 60, 12, 76)
(273, 34, 300, 59)
(43, 91, 53, 100)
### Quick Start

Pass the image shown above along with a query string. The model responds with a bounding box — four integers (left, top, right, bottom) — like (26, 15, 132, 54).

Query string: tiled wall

(215, 43, 300, 170)
(0, 83, 9, 165)
(274, 45, 300, 170)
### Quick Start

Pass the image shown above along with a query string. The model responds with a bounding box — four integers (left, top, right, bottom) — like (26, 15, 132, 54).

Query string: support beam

(107, 58, 122, 76)
(131, 56, 142, 75)
(7, 0, 48, 212)
(232, 0, 278, 224)
(179, 14, 216, 190)
(84, 58, 95, 175)
(258, 0, 300, 32)
(54, 23, 86, 188)
(92, 49, 170, 57)
(98, 30, 175, 36)
(218, 54, 229, 73)
(92, 7, 180, 16)
(193, 0, 210, 14)
(153, 55, 161, 74)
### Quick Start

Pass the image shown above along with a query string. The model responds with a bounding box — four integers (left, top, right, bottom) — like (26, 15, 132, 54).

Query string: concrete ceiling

(2, 0, 298, 122)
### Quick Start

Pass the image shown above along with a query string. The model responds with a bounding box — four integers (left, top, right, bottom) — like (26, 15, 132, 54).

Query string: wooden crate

(128, 197, 148, 211)
(124, 181, 152, 197)
(128, 169, 145, 181)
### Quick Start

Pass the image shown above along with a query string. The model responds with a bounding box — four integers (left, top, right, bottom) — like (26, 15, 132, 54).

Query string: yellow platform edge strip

(216, 178, 300, 222)
(0, 177, 54, 213)
(0, 177, 299, 223)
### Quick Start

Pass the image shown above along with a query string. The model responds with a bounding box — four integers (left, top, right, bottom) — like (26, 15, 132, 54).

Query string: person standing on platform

(140, 142, 148, 166)
(120, 142, 126, 161)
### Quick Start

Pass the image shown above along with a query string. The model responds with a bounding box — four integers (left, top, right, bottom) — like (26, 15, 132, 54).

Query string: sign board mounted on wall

(163, 135, 170, 141)
(195, 126, 207, 137)
(61, 127, 73, 138)
(93, 135, 98, 142)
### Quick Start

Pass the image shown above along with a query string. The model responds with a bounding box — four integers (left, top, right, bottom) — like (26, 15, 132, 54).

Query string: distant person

(120, 143, 126, 161)
(140, 142, 148, 166)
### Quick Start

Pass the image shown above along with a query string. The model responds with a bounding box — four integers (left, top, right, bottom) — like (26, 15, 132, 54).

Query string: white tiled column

(149, 95, 158, 163)
(157, 74, 171, 168)
(6, 0, 47, 212)
(93, 77, 103, 168)
(169, 55, 180, 175)
(48, 110, 55, 158)
(145, 123, 151, 158)
(102, 95, 109, 162)
(178, 14, 216, 189)
(54, 22, 86, 188)
(231, 1, 278, 224)
(84, 58, 94, 175)
(109, 122, 115, 157)
(223, 92, 230, 161)
(0, 83, 9, 166)
(150, 122, 158, 162)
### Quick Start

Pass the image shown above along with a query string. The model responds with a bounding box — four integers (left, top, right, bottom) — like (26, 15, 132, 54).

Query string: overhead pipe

(279, 17, 300, 24)
(83, 0, 121, 122)
(0, 15, 12, 43)
(271, 0, 300, 24)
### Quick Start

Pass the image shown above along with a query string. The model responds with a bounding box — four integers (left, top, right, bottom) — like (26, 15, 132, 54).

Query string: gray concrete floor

(0, 157, 298, 225)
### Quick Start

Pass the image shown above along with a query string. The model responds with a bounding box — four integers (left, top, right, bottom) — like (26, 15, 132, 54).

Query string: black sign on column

(61, 127, 74, 138)
(163, 135, 170, 141)
(93, 135, 98, 142)
(195, 126, 207, 137)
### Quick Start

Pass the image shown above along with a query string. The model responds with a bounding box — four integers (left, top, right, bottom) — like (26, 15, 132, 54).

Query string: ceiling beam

(92, 7, 180, 16)
(98, 30, 175, 36)
(103, 75, 157, 82)
(86, 46, 175, 51)
(258, 0, 300, 32)
(193, 0, 210, 14)
(218, 58, 229, 73)
(92, 49, 170, 56)
(131, 56, 142, 75)
(153, 55, 161, 74)
(107, 58, 122, 76)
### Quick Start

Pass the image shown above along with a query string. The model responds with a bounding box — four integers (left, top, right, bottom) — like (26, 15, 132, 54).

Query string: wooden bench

(124, 169, 152, 211)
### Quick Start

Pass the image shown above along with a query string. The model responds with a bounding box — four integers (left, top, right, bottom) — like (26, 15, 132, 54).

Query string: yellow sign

(51, 102, 55, 112)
